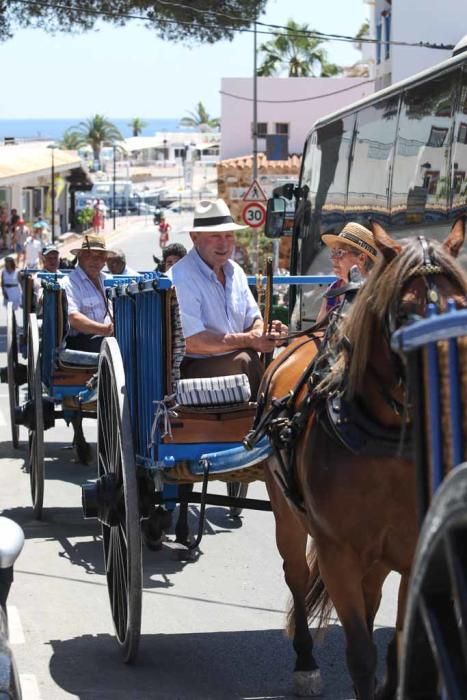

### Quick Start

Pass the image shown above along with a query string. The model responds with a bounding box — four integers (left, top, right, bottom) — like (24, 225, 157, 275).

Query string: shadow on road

(1, 501, 249, 586)
(47, 624, 394, 699)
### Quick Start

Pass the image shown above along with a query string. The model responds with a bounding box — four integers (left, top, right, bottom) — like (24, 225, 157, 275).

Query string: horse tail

(286, 540, 333, 638)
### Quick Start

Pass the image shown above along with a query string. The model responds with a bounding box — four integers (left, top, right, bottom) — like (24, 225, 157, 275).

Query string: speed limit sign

(242, 202, 266, 228)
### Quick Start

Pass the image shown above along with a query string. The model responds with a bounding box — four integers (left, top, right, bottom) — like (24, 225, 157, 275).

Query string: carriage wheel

(227, 481, 248, 517)
(6, 303, 19, 449)
(98, 338, 142, 663)
(399, 463, 467, 700)
(27, 314, 44, 520)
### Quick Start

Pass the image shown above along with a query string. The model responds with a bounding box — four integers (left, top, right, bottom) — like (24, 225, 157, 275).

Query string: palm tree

(128, 117, 148, 137)
(180, 102, 220, 131)
(257, 19, 340, 78)
(70, 114, 123, 168)
(58, 129, 82, 150)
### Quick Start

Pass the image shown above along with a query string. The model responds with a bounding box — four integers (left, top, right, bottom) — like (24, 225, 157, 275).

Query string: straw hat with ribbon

(70, 234, 116, 256)
(321, 222, 378, 261)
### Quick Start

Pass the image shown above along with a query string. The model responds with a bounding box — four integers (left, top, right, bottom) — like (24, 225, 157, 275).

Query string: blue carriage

(80, 271, 336, 661)
(392, 304, 467, 697)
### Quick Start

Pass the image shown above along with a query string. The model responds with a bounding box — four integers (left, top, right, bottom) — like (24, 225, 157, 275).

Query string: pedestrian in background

(21, 227, 43, 269)
(1, 256, 22, 310)
(12, 219, 29, 261)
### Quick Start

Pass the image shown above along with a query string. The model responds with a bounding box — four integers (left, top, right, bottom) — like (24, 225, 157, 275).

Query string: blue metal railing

(41, 283, 61, 388)
(392, 303, 467, 497)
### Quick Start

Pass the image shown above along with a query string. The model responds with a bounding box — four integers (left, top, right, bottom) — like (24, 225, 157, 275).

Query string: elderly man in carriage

(168, 198, 288, 397)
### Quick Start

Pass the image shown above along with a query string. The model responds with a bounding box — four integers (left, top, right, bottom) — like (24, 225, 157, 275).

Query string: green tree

(128, 117, 148, 137)
(354, 20, 370, 51)
(58, 129, 82, 150)
(180, 102, 220, 130)
(257, 19, 340, 77)
(0, 1, 267, 43)
(70, 114, 123, 168)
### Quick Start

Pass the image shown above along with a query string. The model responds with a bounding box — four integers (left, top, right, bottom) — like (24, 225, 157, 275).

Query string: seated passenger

(168, 199, 287, 398)
(34, 244, 63, 311)
(105, 248, 138, 276)
(62, 235, 115, 353)
(316, 222, 377, 323)
(153, 242, 187, 273)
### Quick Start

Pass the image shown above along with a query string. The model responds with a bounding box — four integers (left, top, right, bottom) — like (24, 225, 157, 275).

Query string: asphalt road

(0, 215, 400, 699)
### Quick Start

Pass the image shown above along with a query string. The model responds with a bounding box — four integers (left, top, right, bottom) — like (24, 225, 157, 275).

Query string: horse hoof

(293, 670, 322, 697)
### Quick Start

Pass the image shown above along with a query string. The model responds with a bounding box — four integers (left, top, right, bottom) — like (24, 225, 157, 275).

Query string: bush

(75, 207, 94, 226)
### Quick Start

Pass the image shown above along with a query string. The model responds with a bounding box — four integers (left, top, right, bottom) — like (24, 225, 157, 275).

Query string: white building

(370, 0, 465, 90)
(0, 142, 91, 232)
(221, 77, 374, 160)
(118, 132, 220, 165)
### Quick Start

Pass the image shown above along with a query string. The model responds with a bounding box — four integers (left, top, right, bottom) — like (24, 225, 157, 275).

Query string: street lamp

(112, 142, 117, 230)
(47, 143, 57, 243)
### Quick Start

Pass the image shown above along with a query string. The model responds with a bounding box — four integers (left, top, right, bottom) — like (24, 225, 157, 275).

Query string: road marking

(19, 674, 42, 700)
(7, 605, 25, 644)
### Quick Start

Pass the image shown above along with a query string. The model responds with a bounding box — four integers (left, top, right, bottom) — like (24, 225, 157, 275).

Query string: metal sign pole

(252, 9, 259, 271)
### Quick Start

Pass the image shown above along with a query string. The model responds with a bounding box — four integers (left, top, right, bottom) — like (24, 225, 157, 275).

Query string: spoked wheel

(6, 302, 19, 449)
(227, 481, 248, 517)
(399, 463, 467, 700)
(98, 338, 142, 663)
(27, 314, 44, 520)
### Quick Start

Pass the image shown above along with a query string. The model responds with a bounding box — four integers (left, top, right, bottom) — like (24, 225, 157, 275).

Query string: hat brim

(321, 233, 378, 261)
(70, 246, 115, 256)
(188, 222, 248, 233)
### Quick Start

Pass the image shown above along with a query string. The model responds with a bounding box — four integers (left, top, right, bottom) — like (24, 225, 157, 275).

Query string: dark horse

(257, 220, 467, 699)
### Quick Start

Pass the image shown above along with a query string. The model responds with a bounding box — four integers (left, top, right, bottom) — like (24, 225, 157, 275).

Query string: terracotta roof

(0, 144, 82, 182)
(218, 153, 301, 170)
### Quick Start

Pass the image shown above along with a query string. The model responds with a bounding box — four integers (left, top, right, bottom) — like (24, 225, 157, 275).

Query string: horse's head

(335, 218, 467, 399)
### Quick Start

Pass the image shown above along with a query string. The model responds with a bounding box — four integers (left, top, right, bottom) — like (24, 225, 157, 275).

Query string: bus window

(347, 97, 399, 224)
(451, 68, 467, 215)
(312, 115, 356, 231)
(391, 71, 458, 225)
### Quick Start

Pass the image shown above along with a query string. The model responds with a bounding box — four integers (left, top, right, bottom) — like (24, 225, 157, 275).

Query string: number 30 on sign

(242, 202, 266, 228)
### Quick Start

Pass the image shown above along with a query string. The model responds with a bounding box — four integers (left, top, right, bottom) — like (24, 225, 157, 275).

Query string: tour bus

(266, 36, 467, 329)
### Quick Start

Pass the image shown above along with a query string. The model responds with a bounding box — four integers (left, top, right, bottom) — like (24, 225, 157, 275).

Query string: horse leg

(362, 562, 390, 634)
(71, 414, 92, 464)
(264, 466, 321, 696)
(175, 483, 193, 545)
(376, 574, 408, 700)
(319, 546, 377, 700)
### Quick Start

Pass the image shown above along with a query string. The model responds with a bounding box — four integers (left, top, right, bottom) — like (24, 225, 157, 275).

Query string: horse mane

(319, 238, 467, 398)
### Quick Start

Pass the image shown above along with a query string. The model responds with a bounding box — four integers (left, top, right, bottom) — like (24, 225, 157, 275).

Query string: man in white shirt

(169, 199, 287, 397)
(62, 235, 115, 353)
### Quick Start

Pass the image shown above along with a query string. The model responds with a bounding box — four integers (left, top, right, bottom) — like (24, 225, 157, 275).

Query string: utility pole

(112, 144, 116, 231)
(252, 6, 259, 270)
(253, 10, 258, 183)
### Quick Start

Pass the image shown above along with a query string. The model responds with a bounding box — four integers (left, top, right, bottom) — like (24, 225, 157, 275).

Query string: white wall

(373, 0, 465, 89)
(221, 77, 374, 160)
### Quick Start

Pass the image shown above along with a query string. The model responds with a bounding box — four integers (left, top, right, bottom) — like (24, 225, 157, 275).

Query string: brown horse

(257, 220, 467, 699)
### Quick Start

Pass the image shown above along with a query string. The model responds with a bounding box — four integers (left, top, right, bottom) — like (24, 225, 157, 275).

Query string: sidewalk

(0, 215, 152, 269)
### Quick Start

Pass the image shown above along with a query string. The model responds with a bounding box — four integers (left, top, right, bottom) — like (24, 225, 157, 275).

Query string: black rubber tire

(399, 463, 467, 700)
(27, 314, 44, 520)
(6, 303, 19, 449)
(227, 481, 248, 517)
(98, 338, 142, 664)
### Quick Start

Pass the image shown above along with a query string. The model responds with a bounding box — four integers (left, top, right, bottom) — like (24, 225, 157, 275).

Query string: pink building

(221, 77, 374, 159)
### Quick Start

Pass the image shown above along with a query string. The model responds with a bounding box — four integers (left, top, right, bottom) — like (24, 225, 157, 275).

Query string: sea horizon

(0, 117, 189, 140)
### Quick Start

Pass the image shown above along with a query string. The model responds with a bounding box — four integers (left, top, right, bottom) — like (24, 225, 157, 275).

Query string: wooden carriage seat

(163, 290, 257, 443)
(51, 288, 98, 386)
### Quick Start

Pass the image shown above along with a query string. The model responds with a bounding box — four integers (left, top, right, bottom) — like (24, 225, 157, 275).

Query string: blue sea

(0, 118, 186, 140)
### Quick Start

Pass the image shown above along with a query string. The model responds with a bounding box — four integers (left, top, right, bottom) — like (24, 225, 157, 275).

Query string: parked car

(0, 516, 24, 699)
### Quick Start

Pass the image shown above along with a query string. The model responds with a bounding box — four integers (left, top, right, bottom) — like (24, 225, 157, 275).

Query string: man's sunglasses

(330, 248, 358, 259)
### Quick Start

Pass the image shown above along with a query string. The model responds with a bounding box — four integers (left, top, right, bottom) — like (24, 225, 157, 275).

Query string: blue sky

(0, 0, 368, 119)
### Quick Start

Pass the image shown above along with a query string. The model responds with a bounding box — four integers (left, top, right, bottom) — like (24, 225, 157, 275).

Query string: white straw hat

(190, 199, 248, 232)
(321, 222, 378, 261)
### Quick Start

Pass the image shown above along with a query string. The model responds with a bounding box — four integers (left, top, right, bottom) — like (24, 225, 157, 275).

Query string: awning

(0, 144, 83, 184)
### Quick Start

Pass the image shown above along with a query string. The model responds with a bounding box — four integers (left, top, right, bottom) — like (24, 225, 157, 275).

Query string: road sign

(242, 179, 267, 203)
(242, 201, 266, 228)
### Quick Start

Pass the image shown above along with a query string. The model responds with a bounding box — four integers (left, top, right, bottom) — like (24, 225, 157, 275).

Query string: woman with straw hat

(317, 221, 378, 323)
